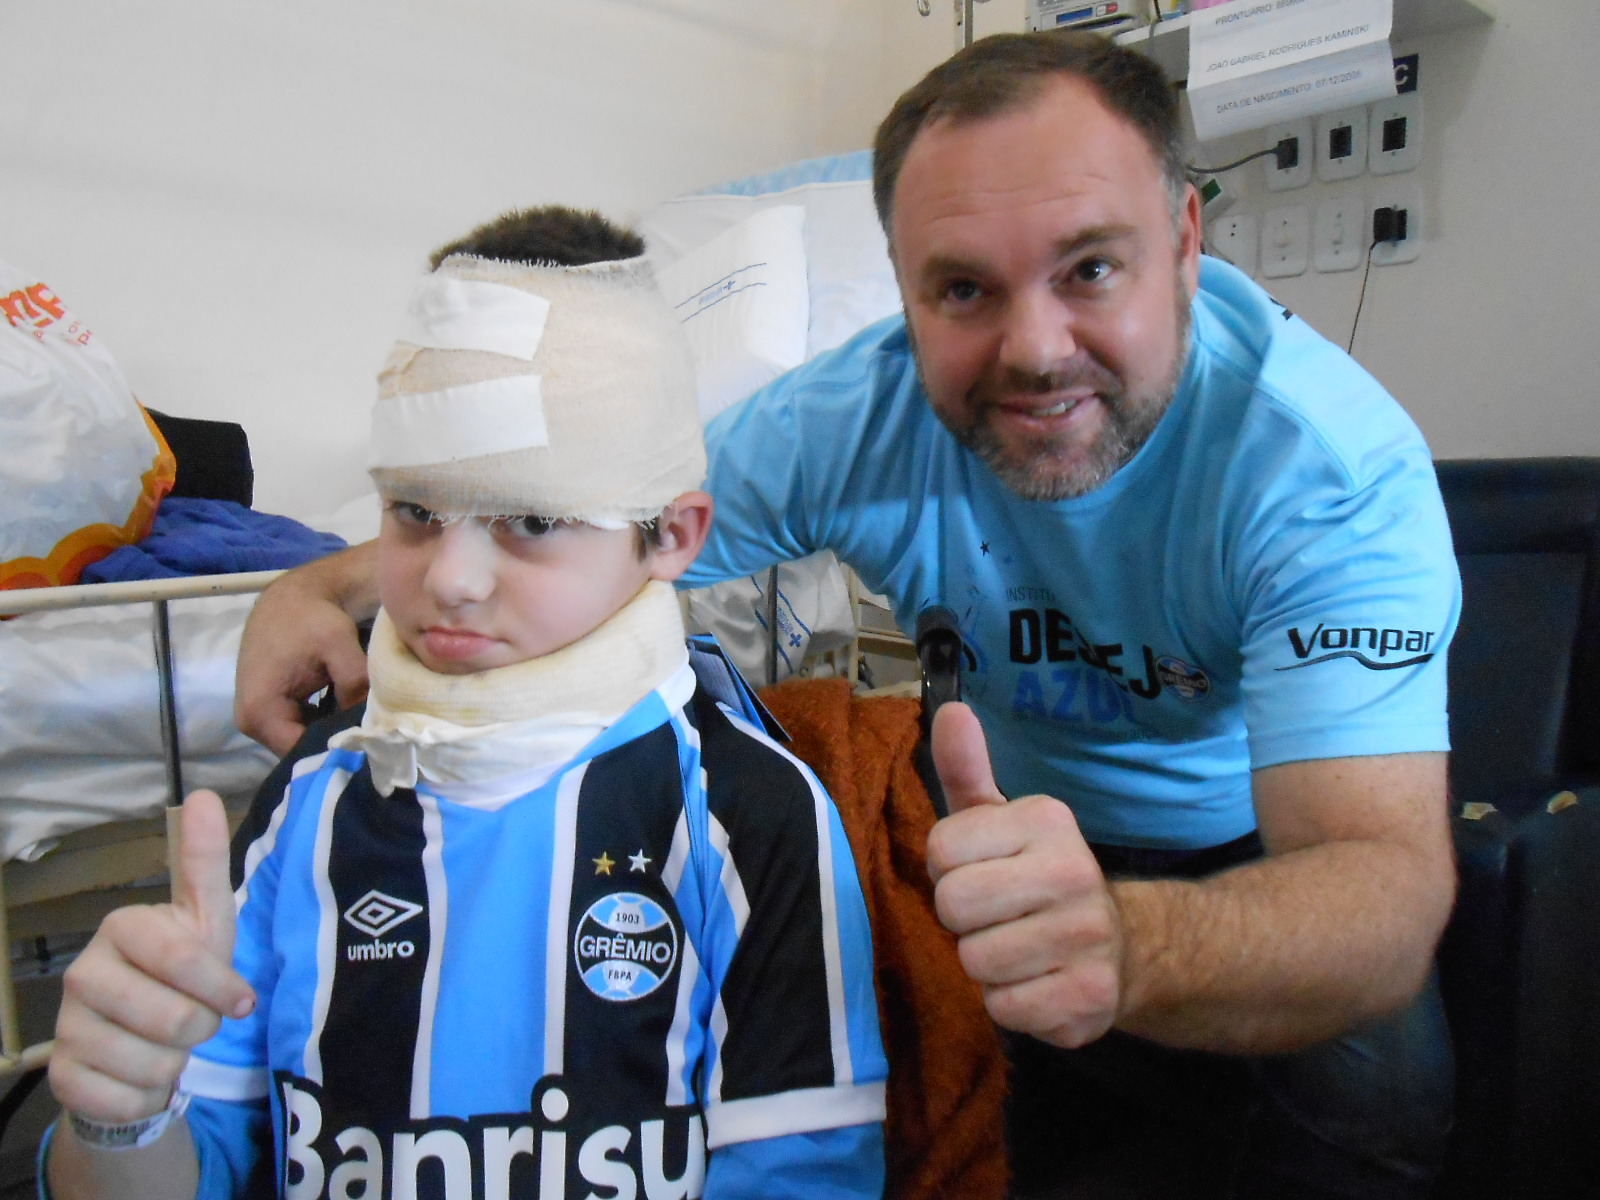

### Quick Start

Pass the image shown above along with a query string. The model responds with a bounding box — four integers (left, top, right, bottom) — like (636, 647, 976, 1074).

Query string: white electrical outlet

(1264, 118, 1313, 191)
(1211, 212, 1259, 277)
(1369, 179, 1423, 265)
(1260, 205, 1309, 278)
(1313, 193, 1365, 273)
(1315, 107, 1368, 183)
(1369, 93, 1423, 175)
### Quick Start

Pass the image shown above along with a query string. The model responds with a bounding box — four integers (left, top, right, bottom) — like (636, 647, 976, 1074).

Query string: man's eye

(944, 280, 983, 304)
(1073, 258, 1115, 284)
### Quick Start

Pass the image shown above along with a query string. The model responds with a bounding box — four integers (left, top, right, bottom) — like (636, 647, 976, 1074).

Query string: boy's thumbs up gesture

(50, 790, 255, 1125)
(924, 703, 1127, 1050)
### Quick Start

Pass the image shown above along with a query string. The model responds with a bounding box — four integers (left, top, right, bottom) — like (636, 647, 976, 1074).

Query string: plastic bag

(0, 262, 174, 589)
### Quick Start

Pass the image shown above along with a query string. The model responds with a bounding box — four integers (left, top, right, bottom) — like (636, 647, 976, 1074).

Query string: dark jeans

(1006, 834, 1455, 1200)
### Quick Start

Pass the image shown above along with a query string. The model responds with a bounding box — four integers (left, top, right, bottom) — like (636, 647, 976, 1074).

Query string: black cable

(1347, 239, 1380, 354)
(1187, 145, 1280, 176)
(0, 1067, 46, 1150)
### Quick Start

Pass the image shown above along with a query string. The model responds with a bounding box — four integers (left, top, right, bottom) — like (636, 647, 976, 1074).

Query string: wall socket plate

(1313, 192, 1365, 273)
(1315, 106, 1368, 183)
(1210, 212, 1259, 277)
(1369, 178, 1423, 265)
(1264, 118, 1313, 191)
(1260, 204, 1310, 278)
(1369, 92, 1423, 175)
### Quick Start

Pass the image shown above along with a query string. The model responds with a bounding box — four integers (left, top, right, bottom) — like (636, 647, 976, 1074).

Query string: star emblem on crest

(593, 852, 615, 876)
(629, 850, 652, 873)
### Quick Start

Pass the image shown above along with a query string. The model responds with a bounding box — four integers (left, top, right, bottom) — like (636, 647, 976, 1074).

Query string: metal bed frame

(0, 570, 283, 1076)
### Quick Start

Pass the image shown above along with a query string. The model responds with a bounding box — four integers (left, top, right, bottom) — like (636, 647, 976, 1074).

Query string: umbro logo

(343, 889, 423, 938)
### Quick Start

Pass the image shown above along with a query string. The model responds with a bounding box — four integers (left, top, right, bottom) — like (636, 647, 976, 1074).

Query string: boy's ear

(647, 490, 713, 583)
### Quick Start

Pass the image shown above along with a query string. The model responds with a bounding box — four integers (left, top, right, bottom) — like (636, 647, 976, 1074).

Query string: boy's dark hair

(634, 517, 664, 561)
(429, 206, 646, 270)
(872, 31, 1186, 245)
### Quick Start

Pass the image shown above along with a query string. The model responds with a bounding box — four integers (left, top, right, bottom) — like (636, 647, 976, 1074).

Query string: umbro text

(346, 940, 415, 962)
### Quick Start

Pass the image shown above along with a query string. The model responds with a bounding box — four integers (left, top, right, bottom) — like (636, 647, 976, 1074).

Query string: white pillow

(654, 206, 810, 424)
(641, 180, 900, 360)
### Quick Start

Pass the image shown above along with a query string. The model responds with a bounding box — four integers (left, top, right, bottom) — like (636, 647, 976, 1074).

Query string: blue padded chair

(1433, 456, 1600, 1200)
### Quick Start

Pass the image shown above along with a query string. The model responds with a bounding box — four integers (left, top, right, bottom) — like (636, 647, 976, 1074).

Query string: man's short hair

(871, 31, 1187, 243)
(428, 206, 645, 270)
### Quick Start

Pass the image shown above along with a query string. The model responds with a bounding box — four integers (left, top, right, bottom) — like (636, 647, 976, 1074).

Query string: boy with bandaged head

(45, 207, 889, 1200)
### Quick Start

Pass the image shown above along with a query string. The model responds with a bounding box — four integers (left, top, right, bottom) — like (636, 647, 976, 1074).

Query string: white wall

(6, 2, 1595, 524)
(881, 0, 1600, 462)
(0, 0, 889, 519)
(1190, 2, 1600, 460)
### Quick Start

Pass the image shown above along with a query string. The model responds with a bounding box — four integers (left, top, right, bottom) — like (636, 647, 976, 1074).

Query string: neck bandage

(332, 579, 689, 794)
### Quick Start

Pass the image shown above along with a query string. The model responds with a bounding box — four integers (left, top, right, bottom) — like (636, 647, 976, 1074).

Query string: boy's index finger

(931, 702, 1007, 814)
(171, 789, 238, 961)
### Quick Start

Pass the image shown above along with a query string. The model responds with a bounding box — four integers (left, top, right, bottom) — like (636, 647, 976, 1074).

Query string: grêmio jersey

(687, 256, 1461, 850)
(179, 651, 888, 1200)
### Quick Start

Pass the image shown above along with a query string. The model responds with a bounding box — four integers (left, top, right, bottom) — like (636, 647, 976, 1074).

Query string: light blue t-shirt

(687, 257, 1460, 850)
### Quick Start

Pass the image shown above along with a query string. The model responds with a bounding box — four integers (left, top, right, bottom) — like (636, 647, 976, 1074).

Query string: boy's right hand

(50, 790, 255, 1124)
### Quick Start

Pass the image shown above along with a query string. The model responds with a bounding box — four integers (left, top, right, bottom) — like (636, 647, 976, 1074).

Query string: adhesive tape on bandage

(369, 376, 548, 469)
(397, 276, 551, 360)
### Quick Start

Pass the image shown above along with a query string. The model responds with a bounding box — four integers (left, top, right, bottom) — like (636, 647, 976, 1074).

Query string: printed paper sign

(1187, 0, 1395, 141)
(1190, 38, 1396, 140)
(1190, 0, 1391, 86)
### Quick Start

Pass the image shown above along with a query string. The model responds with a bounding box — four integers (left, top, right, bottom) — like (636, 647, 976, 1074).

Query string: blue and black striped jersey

(182, 653, 887, 1199)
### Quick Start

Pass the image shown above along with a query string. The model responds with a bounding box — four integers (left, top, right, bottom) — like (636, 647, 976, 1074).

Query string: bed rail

(0, 569, 284, 617)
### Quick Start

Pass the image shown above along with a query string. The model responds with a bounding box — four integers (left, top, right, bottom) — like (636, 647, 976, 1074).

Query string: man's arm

(234, 540, 379, 756)
(927, 704, 1454, 1056)
(1111, 751, 1453, 1052)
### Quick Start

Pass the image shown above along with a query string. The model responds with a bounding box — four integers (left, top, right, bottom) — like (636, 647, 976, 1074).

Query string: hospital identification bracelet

(68, 1088, 192, 1151)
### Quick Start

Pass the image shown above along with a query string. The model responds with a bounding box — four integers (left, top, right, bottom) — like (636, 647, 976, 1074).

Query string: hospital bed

(0, 572, 281, 1072)
(0, 403, 378, 1077)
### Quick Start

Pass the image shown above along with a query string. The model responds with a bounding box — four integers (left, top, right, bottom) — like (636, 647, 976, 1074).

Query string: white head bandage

(369, 252, 705, 525)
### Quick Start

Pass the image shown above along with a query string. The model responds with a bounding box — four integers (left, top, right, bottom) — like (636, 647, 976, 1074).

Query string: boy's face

(377, 503, 655, 675)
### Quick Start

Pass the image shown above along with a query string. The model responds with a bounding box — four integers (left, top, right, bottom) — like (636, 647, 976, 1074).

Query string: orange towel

(761, 678, 1009, 1200)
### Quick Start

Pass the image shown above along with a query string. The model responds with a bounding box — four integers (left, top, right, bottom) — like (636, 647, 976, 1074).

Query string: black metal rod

(765, 567, 780, 687)
(152, 599, 184, 806)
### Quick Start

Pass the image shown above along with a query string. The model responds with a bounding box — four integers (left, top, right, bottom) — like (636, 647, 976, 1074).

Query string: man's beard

(915, 298, 1191, 502)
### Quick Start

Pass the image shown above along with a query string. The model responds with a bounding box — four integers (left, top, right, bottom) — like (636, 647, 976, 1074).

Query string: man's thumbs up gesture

(925, 703, 1126, 1049)
(51, 790, 255, 1125)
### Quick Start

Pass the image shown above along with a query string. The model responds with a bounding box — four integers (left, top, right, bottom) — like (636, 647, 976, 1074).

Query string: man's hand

(925, 703, 1125, 1049)
(931, 706, 1452, 1054)
(235, 541, 378, 755)
(50, 791, 254, 1125)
